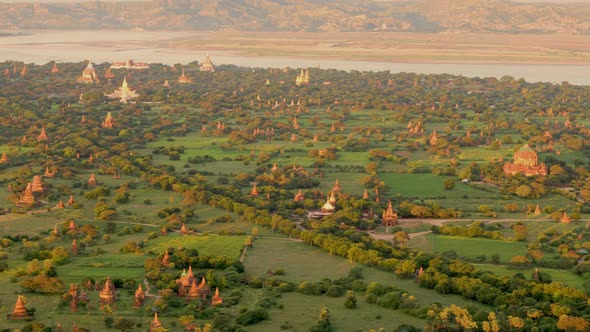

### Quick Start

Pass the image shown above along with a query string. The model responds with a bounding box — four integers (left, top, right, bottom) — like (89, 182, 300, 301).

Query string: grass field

(148, 233, 246, 258)
(408, 233, 528, 263)
(474, 264, 586, 290)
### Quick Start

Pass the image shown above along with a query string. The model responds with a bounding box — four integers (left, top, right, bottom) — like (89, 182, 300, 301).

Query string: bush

(344, 294, 357, 309)
(378, 291, 402, 309)
(325, 285, 345, 297)
(235, 307, 269, 325)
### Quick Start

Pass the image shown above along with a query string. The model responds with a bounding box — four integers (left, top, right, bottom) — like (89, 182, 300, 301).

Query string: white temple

(105, 77, 139, 103)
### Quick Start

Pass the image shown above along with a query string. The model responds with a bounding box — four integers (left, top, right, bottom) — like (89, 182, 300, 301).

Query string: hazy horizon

(1, 0, 590, 3)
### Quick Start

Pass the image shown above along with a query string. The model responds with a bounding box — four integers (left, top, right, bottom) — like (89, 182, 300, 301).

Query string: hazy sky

(1, 0, 589, 3)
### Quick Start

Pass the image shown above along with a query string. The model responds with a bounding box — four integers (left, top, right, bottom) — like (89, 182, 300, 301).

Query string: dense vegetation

(0, 60, 589, 331)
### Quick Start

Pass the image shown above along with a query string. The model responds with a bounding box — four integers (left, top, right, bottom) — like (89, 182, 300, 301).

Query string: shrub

(235, 307, 269, 325)
(326, 285, 345, 297)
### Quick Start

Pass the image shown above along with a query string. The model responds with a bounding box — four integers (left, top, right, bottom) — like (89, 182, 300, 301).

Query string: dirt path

(143, 279, 160, 299)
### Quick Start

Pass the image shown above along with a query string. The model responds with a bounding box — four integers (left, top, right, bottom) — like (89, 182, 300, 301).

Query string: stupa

(210, 287, 223, 306)
(88, 174, 97, 187)
(382, 201, 398, 227)
(295, 68, 310, 86)
(31, 175, 44, 193)
(332, 179, 342, 193)
(199, 55, 215, 72)
(294, 189, 305, 202)
(250, 183, 259, 196)
(17, 183, 36, 207)
(37, 126, 49, 141)
(134, 284, 145, 307)
(105, 78, 139, 103)
(429, 131, 438, 147)
(51, 62, 59, 74)
(149, 312, 163, 332)
(20, 65, 28, 77)
(178, 70, 192, 83)
(0, 153, 8, 164)
(102, 112, 115, 128)
(67, 195, 75, 206)
(77, 61, 100, 84)
(162, 250, 171, 266)
(9, 295, 31, 320)
(179, 223, 188, 234)
(99, 277, 116, 308)
(503, 144, 547, 177)
(560, 211, 571, 224)
(320, 195, 335, 214)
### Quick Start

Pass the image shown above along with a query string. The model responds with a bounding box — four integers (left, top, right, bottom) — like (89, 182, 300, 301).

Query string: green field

(148, 233, 247, 258)
(409, 233, 528, 263)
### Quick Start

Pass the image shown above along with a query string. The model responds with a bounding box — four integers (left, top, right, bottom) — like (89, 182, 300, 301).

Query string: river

(0, 30, 588, 85)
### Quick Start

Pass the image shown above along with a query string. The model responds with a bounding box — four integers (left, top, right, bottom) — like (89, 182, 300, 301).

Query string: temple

(178, 70, 192, 83)
(37, 126, 49, 141)
(560, 211, 571, 224)
(99, 277, 116, 308)
(134, 284, 145, 307)
(296, 68, 310, 86)
(88, 174, 97, 187)
(51, 62, 59, 74)
(31, 175, 44, 193)
(382, 201, 398, 227)
(503, 144, 547, 177)
(17, 183, 36, 207)
(77, 61, 100, 84)
(102, 112, 115, 128)
(110, 59, 149, 70)
(199, 55, 215, 72)
(332, 179, 342, 193)
(105, 78, 139, 103)
(149, 312, 163, 332)
(294, 189, 305, 202)
(7, 295, 31, 320)
(250, 183, 259, 196)
(0, 153, 8, 164)
(211, 287, 223, 306)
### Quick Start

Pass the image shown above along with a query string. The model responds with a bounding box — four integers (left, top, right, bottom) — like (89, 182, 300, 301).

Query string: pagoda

(294, 189, 305, 202)
(250, 183, 259, 196)
(163, 79, 170, 88)
(0, 153, 8, 164)
(102, 112, 115, 128)
(362, 189, 369, 199)
(149, 312, 163, 332)
(560, 211, 571, 224)
(88, 174, 97, 187)
(199, 55, 215, 72)
(176, 266, 196, 296)
(186, 279, 201, 302)
(134, 284, 145, 308)
(17, 183, 36, 207)
(44, 167, 56, 177)
(503, 144, 547, 177)
(332, 179, 342, 193)
(77, 61, 100, 84)
(178, 70, 192, 83)
(37, 126, 49, 141)
(51, 62, 59, 74)
(105, 77, 139, 103)
(180, 223, 188, 234)
(533, 205, 541, 215)
(67, 195, 75, 206)
(99, 277, 116, 308)
(56, 200, 65, 209)
(295, 68, 310, 86)
(382, 201, 398, 227)
(320, 195, 335, 214)
(429, 131, 438, 147)
(162, 250, 171, 266)
(293, 117, 299, 130)
(20, 65, 28, 77)
(211, 287, 223, 306)
(8, 295, 31, 320)
(31, 175, 44, 193)
(290, 133, 297, 142)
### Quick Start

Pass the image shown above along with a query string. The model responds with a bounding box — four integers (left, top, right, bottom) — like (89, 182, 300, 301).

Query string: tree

(515, 184, 532, 198)
(556, 315, 589, 332)
(443, 178, 455, 190)
(113, 317, 135, 331)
